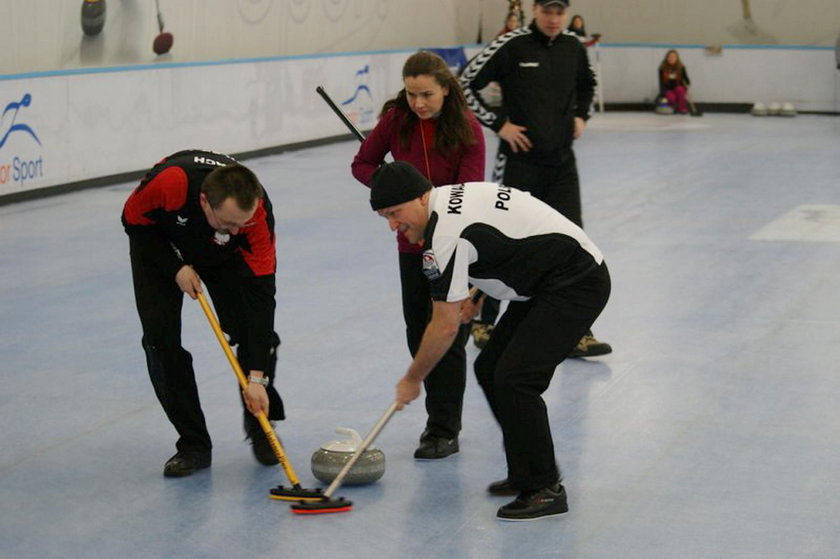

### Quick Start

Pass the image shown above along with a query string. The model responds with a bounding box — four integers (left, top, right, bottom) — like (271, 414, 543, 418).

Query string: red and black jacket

(122, 149, 277, 370)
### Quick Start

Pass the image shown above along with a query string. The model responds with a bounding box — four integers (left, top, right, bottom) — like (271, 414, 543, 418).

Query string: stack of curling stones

(311, 427, 385, 485)
(751, 101, 797, 117)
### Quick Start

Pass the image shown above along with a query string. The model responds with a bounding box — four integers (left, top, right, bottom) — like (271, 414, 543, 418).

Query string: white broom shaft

(323, 401, 398, 498)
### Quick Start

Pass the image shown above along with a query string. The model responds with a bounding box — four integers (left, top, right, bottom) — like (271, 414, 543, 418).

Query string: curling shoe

(497, 483, 568, 521)
(487, 478, 519, 496)
(163, 450, 211, 478)
(414, 431, 459, 460)
(568, 331, 612, 359)
(245, 416, 280, 466)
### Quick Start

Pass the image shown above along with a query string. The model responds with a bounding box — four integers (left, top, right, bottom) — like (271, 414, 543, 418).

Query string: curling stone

(81, 0, 106, 37)
(750, 102, 768, 116)
(767, 102, 782, 116)
(780, 102, 797, 117)
(654, 95, 674, 115)
(311, 427, 385, 486)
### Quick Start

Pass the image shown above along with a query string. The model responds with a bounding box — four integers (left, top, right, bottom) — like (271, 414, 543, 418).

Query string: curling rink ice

(1, 112, 840, 558)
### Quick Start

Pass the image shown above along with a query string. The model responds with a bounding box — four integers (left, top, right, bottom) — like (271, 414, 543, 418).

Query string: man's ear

(421, 190, 431, 207)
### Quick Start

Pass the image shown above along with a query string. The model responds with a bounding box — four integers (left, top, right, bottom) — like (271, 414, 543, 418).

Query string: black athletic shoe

(163, 450, 211, 478)
(487, 478, 519, 496)
(496, 484, 569, 521)
(245, 416, 280, 466)
(414, 434, 459, 460)
(568, 332, 612, 358)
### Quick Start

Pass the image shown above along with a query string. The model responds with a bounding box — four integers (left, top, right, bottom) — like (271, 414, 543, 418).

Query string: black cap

(535, 0, 569, 7)
(369, 162, 432, 211)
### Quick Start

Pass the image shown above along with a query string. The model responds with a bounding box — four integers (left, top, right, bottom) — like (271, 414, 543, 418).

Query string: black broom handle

(316, 86, 366, 143)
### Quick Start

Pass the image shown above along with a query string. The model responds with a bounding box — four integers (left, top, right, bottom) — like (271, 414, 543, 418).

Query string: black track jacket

(460, 23, 596, 164)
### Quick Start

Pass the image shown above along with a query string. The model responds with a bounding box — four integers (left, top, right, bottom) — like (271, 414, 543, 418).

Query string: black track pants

(474, 263, 610, 491)
(399, 252, 469, 440)
(130, 239, 283, 455)
(494, 149, 583, 227)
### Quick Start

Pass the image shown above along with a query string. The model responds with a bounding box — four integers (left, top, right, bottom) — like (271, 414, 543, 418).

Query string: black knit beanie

(369, 162, 432, 211)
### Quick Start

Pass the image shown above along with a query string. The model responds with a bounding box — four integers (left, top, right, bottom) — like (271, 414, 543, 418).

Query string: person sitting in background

(658, 49, 691, 115)
(567, 14, 600, 47)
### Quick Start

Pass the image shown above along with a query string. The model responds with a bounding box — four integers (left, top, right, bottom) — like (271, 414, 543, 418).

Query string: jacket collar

(529, 21, 557, 46)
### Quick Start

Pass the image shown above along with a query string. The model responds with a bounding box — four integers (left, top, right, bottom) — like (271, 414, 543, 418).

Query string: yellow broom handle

(195, 291, 301, 487)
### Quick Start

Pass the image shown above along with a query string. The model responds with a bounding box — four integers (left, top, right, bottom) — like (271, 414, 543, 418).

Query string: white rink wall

(1, 0, 839, 200)
(2, 44, 839, 199)
(0, 0, 481, 75)
(2, 0, 838, 75)
(0, 51, 411, 197)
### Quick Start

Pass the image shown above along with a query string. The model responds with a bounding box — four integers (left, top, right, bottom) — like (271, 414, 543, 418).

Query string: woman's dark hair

(659, 49, 683, 70)
(380, 50, 477, 155)
(201, 164, 263, 210)
(568, 15, 586, 37)
(658, 49, 686, 88)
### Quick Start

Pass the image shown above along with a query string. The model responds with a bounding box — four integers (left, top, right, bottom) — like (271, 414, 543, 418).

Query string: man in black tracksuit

(122, 150, 284, 477)
(460, 0, 611, 358)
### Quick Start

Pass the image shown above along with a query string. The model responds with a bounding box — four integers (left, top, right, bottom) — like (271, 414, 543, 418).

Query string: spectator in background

(460, 0, 612, 359)
(497, 10, 523, 37)
(567, 14, 600, 47)
(351, 50, 486, 461)
(658, 49, 691, 115)
(567, 14, 586, 38)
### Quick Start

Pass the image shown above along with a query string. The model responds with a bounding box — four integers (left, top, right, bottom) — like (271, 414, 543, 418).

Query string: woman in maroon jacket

(352, 50, 485, 460)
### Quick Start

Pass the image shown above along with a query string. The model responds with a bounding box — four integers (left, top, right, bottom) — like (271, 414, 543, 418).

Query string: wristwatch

(247, 375, 269, 386)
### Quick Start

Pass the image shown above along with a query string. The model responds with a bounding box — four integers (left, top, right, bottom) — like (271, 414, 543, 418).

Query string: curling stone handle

(322, 401, 398, 498)
(335, 427, 363, 447)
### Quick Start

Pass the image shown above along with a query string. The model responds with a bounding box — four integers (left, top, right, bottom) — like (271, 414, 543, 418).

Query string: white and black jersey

(422, 182, 604, 303)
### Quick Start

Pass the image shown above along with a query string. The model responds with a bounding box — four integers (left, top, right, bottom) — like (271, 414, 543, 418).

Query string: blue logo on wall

(1, 93, 45, 190)
(1, 93, 41, 149)
(340, 65, 375, 128)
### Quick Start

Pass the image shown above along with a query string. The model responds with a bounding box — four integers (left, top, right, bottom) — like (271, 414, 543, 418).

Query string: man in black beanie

(370, 162, 611, 521)
(369, 161, 433, 212)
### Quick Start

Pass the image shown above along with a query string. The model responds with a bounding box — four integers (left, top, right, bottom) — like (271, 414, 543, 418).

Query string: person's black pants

(399, 252, 469, 440)
(474, 263, 610, 491)
(130, 240, 283, 456)
(495, 149, 582, 227)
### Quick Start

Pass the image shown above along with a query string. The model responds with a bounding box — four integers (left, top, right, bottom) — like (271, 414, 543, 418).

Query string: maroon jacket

(351, 108, 485, 253)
